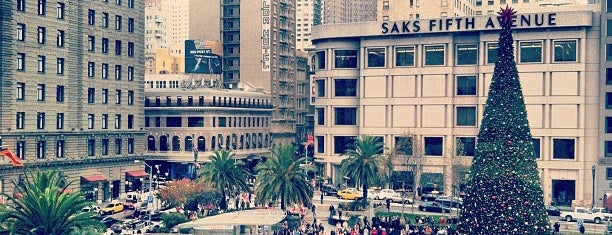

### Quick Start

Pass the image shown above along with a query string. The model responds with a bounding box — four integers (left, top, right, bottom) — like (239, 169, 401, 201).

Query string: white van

(126, 192, 139, 203)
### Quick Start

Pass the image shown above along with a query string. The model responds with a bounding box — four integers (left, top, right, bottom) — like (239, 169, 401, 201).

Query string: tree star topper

(497, 5, 517, 27)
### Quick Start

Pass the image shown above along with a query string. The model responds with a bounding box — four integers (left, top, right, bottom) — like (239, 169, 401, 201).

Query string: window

(36, 141, 46, 159)
(56, 113, 64, 129)
(16, 83, 25, 100)
(486, 42, 499, 64)
(520, 41, 543, 63)
(37, 27, 46, 44)
(102, 114, 108, 129)
(334, 79, 357, 97)
(16, 141, 25, 160)
(102, 13, 109, 28)
(128, 42, 134, 57)
(316, 51, 326, 70)
(128, 138, 134, 154)
(367, 48, 385, 68)
(395, 46, 415, 67)
(115, 65, 122, 80)
(37, 84, 45, 101)
(456, 106, 476, 126)
(16, 112, 25, 129)
(115, 40, 122, 55)
(553, 40, 577, 62)
(87, 88, 95, 103)
(17, 53, 25, 71)
(102, 89, 108, 104)
(316, 79, 325, 97)
(553, 138, 575, 159)
(56, 58, 64, 74)
(608, 0, 612, 13)
(57, 30, 64, 47)
(128, 18, 134, 33)
(128, 90, 134, 105)
(88, 35, 95, 51)
(456, 75, 476, 96)
(17, 23, 25, 41)
(607, 117, 612, 133)
(605, 141, 612, 157)
(607, 68, 612, 85)
(608, 168, 612, 180)
(115, 89, 121, 104)
(395, 136, 413, 155)
(56, 85, 64, 102)
(334, 50, 358, 68)
(334, 107, 357, 125)
(128, 0, 134, 8)
(316, 136, 325, 153)
(37, 112, 45, 129)
(102, 63, 108, 79)
(456, 137, 475, 156)
(607, 44, 612, 61)
(102, 38, 109, 53)
(56, 140, 65, 158)
(166, 117, 182, 127)
(316, 107, 324, 125)
(155, 117, 161, 127)
(115, 114, 121, 129)
(476, 0, 482, 5)
(87, 139, 95, 156)
(88, 9, 95, 25)
(17, 0, 25, 11)
(532, 138, 541, 158)
(101, 139, 109, 155)
(424, 137, 443, 156)
(115, 139, 122, 154)
(425, 45, 445, 66)
(116, 0, 121, 5)
(88, 114, 94, 129)
(127, 114, 133, 129)
(456, 44, 478, 65)
(607, 93, 612, 109)
(37, 55, 46, 73)
(115, 15, 122, 30)
(38, 0, 46, 15)
(88, 62, 95, 77)
(334, 136, 355, 154)
(127, 66, 134, 81)
(56, 2, 64, 19)
(188, 117, 204, 127)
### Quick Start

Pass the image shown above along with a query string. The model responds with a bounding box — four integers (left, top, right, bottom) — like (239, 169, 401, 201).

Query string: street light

(592, 165, 596, 208)
(193, 147, 199, 180)
(135, 160, 153, 227)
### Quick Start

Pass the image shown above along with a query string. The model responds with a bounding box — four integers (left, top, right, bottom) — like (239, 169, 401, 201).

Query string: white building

(311, 10, 600, 207)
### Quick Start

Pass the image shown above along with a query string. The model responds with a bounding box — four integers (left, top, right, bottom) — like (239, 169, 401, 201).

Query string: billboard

(185, 40, 222, 74)
(261, 0, 271, 71)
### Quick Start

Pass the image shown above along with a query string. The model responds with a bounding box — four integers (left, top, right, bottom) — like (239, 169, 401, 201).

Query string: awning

(81, 174, 107, 183)
(125, 170, 149, 178)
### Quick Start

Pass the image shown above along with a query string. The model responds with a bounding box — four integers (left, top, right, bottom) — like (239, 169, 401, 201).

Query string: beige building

(296, 0, 323, 52)
(312, 10, 600, 206)
(143, 75, 273, 178)
(0, 0, 147, 203)
(323, 0, 378, 24)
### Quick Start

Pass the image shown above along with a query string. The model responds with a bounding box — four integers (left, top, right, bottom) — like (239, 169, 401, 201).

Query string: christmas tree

(457, 6, 552, 234)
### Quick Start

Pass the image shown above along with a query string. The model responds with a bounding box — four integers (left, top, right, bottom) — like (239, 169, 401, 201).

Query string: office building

(323, 0, 377, 24)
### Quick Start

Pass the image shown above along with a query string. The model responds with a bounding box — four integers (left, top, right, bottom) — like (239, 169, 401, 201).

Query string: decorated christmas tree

(457, 6, 552, 234)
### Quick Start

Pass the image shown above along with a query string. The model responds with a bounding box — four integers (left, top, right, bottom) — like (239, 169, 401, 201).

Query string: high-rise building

(323, 0, 377, 24)
(0, 0, 146, 202)
(296, 0, 323, 51)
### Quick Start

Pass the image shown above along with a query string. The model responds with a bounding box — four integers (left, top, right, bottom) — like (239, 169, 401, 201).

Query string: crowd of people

(329, 215, 458, 235)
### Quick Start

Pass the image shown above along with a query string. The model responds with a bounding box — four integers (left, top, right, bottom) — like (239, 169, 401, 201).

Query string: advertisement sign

(310, 74, 316, 104)
(261, 0, 271, 71)
(184, 40, 222, 74)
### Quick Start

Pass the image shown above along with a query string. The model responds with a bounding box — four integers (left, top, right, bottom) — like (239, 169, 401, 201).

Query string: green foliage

(200, 150, 250, 210)
(340, 135, 386, 200)
(458, 8, 552, 235)
(0, 170, 100, 235)
(184, 189, 222, 212)
(337, 199, 371, 211)
(255, 144, 314, 210)
(161, 213, 189, 229)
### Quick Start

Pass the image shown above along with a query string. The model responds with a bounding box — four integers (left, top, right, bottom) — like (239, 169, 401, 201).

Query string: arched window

(197, 136, 206, 151)
(240, 135, 244, 149)
(225, 136, 230, 150)
(172, 136, 180, 151)
(185, 136, 193, 151)
(159, 135, 168, 151)
(211, 136, 216, 150)
(147, 136, 156, 151)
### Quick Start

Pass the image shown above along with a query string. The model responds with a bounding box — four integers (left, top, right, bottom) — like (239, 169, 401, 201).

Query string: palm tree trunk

(362, 177, 368, 200)
(281, 190, 286, 210)
(221, 191, 227, 210)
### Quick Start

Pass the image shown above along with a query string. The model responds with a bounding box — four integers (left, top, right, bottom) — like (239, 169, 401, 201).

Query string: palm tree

(255, 144, 313, 210)
(340, 135, 386, 200)
(199, 149, 250, 210)
(0, 170, 101, 235)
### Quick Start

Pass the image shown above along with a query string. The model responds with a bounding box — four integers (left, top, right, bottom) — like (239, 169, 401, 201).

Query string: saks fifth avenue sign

(382, 13, 557, 34)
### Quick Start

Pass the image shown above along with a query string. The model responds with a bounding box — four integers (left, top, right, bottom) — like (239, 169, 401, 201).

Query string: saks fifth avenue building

(310, 10, 605, 207)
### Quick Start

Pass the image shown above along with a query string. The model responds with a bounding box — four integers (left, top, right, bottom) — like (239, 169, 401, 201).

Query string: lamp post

(592, 165, 596, 208)
(135, 160, 153, 227)
(193, 147, 199, 180)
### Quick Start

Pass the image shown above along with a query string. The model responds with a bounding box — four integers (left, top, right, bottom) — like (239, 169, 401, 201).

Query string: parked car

(100, 202, 125, 215)
(321, 184, 339, 196)
(421, 193, 441, 202)
(418, 202, 451, 213)
(99, 216, 121, 228)
(547, 205, 561, 216)
(82, 205, 101, 214)
(110, 223, 123, 234)
(435, 196, 463, 208)
(127, 209, 152, 219)
(337, 189, 363, 200)
(371, 189, 398, 200)
(560, 207, 604, 224)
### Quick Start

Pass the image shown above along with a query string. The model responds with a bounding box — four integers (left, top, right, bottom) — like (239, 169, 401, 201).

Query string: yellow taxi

(100, 202, 124, 215)
(337, 188, 363, 200)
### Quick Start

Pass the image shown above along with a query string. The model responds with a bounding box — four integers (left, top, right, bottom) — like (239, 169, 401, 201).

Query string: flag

(0, 148, 23, 167)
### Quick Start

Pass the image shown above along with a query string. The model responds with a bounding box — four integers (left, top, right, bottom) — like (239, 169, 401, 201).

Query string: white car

(371, 189, 413, 203)
(82, 205, 101, 214)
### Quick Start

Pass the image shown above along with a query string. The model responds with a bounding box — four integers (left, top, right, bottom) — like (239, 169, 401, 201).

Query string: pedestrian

(579, 224, 585, 234)
(321, 192, 324, 204)
(554, 222, 560, 234)
(386, 199, 391, 212)
(311, 204, 316, 217)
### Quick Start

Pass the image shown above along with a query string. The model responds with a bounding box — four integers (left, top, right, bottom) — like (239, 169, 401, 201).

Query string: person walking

(320, 193, 324, 204)
(386, 199, 391, 212)
(553, 222, 560, 234)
